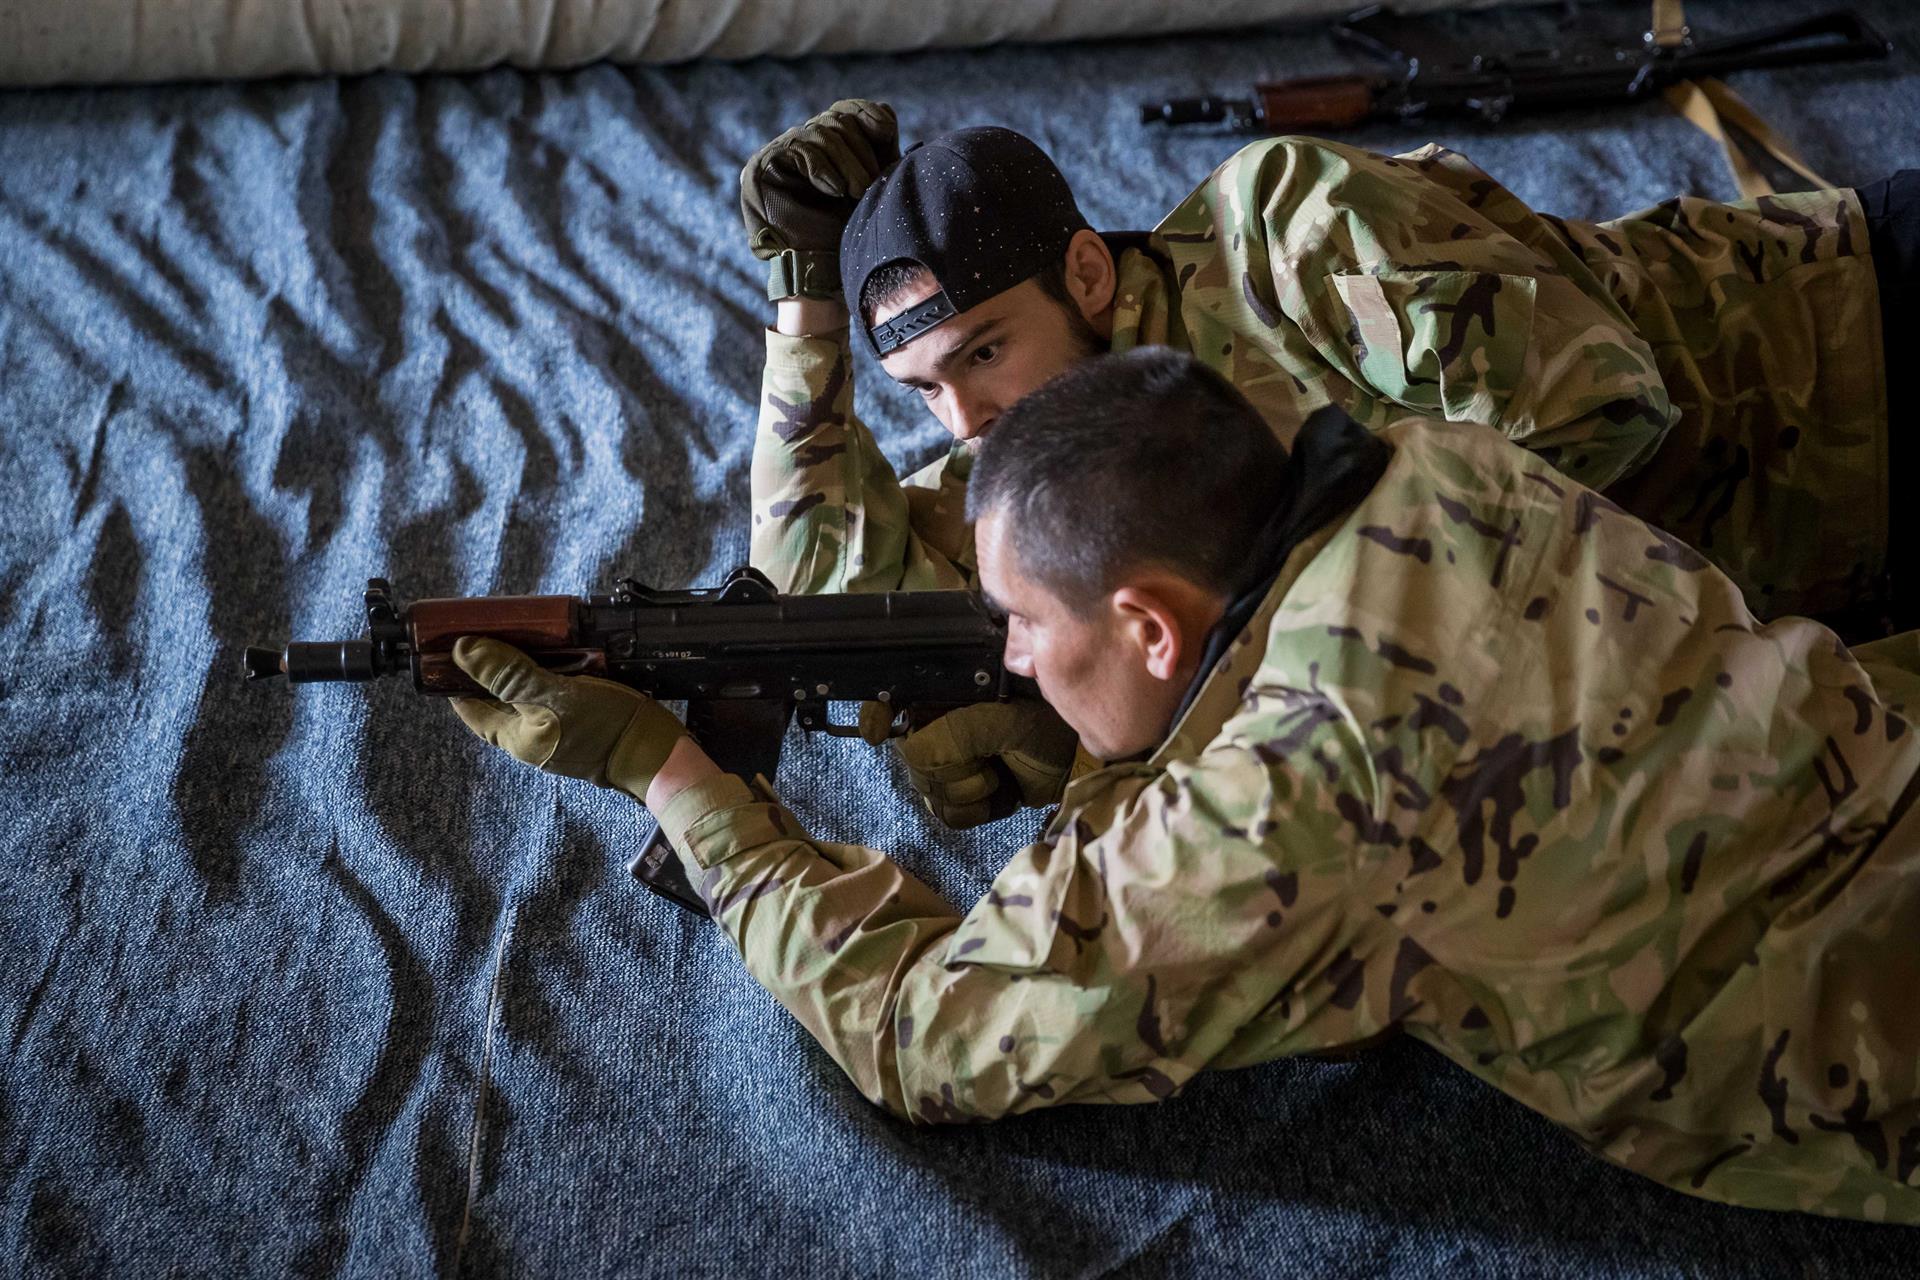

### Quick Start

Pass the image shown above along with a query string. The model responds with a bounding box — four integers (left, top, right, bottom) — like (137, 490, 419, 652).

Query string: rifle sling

(1651, 0, 1836, 199)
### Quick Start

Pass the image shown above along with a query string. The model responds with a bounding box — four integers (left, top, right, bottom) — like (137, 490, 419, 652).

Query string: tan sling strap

(1649, 0, 1689, 49)
(1650, 0, 1837, 198)
(1661, 76, 1837, 197)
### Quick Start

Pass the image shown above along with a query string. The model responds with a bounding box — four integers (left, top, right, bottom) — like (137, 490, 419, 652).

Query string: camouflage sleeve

(751, 328, 969, 594)
(654, 748, 1369, 1124)
(1231, 137, 1676, 490)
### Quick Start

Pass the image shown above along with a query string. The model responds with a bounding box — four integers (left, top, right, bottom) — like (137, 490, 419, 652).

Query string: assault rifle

(1140, 5, 1892, 132)
(244, 567, 1025, 917)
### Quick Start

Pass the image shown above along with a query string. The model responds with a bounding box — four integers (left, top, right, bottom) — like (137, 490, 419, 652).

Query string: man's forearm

(776, 297, 849, 338)
(753, 315, 956, 595)
(643, 763, 970, 1118)
(645, 735, 724, 813)
(644, 746, 1324, 1125)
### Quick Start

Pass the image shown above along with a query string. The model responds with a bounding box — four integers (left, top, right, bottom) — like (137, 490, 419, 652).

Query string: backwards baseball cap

(840, 126, 1090, 358)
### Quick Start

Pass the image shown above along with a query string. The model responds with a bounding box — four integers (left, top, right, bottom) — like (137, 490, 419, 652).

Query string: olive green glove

(448, 637, 686, 804)
(880, 700, 1081, 830)
(740, 99, 899, 299)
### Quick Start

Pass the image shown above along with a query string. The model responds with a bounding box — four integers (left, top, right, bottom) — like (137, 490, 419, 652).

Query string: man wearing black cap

(737, 101, 1910, 827)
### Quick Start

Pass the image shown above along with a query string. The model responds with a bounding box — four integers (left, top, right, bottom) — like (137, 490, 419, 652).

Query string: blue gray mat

(3, 1, 1917, 1274)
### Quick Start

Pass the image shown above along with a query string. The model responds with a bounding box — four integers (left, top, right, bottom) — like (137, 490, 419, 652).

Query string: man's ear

(1110, 585, 1187, 683)
(1062, 229, 1117, 320)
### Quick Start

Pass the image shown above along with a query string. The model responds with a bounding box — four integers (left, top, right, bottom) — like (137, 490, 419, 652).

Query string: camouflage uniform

(681, 413, 1920, 1221)
(752, 137, 1888, 617)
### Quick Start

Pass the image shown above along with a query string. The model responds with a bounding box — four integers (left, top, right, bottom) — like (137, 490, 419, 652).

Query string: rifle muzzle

(243, 641, 379, 683)
(1139, 96, 1259, 127)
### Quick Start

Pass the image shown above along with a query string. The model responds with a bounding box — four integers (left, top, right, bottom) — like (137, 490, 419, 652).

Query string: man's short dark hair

(858, 258, 933, 327)
(859, 254, 1103, 355)
(967, 348, 1290, 604)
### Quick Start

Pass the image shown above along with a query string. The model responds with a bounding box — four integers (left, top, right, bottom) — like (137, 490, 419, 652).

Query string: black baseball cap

(840, 126, 1090, 358)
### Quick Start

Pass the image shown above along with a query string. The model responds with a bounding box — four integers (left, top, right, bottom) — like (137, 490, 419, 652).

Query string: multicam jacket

(679, 414, 1920, 1222)
(752, 136, 1888, 617)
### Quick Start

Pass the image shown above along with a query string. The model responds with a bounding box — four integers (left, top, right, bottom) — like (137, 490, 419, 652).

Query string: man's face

(874, 272, 1103, 447)
(975, 512, 1187, 761)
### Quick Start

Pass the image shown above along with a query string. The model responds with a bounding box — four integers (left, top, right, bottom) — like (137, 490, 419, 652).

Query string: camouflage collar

(1163, 407, 1393, 740)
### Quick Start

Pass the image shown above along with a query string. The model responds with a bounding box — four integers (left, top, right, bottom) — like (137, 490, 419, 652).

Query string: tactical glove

(883, 699, 1081, 830)
(449, 636, 686, 803)
(740, 99, 899, 299)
